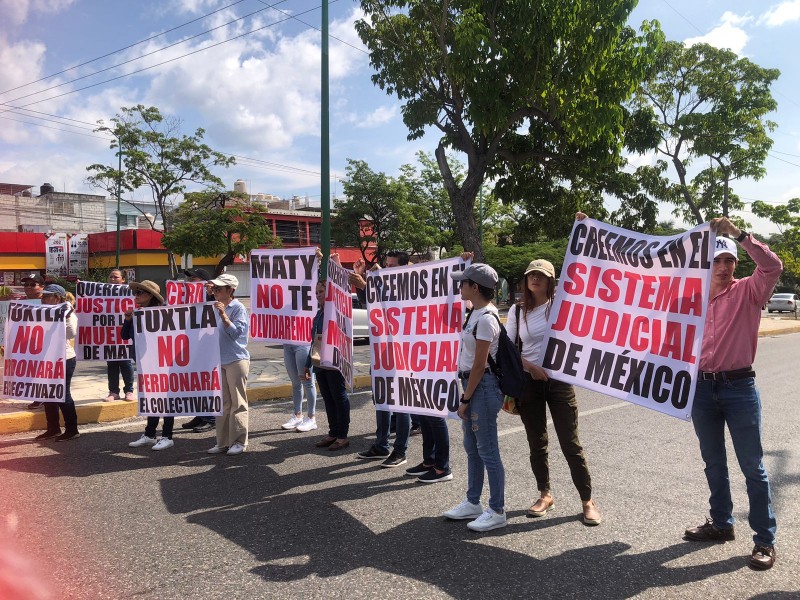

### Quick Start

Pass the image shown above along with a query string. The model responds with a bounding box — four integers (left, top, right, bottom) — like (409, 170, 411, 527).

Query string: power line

(659, 0, 705, 35)
(0, 0, 290, 107)
(0, 0, 251, 96)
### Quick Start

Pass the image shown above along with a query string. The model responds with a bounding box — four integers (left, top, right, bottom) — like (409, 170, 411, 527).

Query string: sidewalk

(2, 316, 799, 434)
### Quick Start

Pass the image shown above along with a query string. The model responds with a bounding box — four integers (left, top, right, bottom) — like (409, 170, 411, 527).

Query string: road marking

(498, 401, 630, 437)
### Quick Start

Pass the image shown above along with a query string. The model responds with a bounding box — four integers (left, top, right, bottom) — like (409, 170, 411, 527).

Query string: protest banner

(75, 281, 135, 361)
(0, 299, 41, 352)
(3, 303, 68, 402)
(166, 280, 207, 305)
(367, 257, 468, 419)
(319, 259, 354, 389)
(68, 233, 89, 276)
(541, 218, 714, 420)
(133, 303, 222, 417)
(250, 248, 318, 344)
(45, 233, 68, 278)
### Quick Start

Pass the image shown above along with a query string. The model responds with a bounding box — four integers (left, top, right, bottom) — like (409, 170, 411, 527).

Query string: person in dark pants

(505, 252, 600, 526)
(123, 281, 174, 451)
(683, 219, 782, 571)
(179, 268, 217, 433)
(306, 280, 350, 451)
(34, 284, 80, 442)
(104, 269, 135, 402)
(405, 415, 451, 483)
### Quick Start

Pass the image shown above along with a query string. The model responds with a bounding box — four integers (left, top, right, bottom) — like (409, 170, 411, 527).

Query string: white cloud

(0, 0, 76, 26)
(354, 105, 397, 128)
(760, 1, 800, 27)
(684, 12, 752, 55)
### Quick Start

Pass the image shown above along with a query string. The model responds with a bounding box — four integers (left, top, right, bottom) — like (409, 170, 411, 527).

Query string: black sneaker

(410, 424, 422, 435)
(405, 462, 433, 477)
(27, 402, 43, 410)
(356, 446, 390, 460)
(34, 430, 60, 441)
(749, 545, 776, 570)
(380, 451, 407, 468)
(684, 518, 735, 542)
(181, 417, 204, 430)
(193, 422, 215, 433)
(56, 431, 80, 442)
(418, 468, 453, 483)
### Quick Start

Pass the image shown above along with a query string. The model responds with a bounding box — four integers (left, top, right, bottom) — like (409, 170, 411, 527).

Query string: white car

(767, 293, 800, 314)
(351, 293, 370, 339)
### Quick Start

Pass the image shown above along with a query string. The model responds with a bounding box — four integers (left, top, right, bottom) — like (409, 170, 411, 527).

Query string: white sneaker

(104, 393, 118, 402)
(207, 445, 228, 454)
(443, 499, 484, 520)
(227, 442, 246, 455)
(281, 415, 304, 430)
(152, 437, 174, 451)
(124, 392, 135, 401)
(467, 508, 507, 532)
(128, 434, 157, 448)
(295, 417, 318, 432)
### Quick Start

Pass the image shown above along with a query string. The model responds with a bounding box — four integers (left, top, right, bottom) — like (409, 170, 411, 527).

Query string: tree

(752, 198, 800, 290)
(485, 240, 568, 303)
(631, 42, 779, 225)
(356, 1, 661, 260)
(332, 159, 437, 265)
(86, 104, 235, 275)
(161, 190, 280, 277)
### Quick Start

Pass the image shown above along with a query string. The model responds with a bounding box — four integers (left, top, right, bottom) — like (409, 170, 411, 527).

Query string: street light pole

(115, 143, 122, 269)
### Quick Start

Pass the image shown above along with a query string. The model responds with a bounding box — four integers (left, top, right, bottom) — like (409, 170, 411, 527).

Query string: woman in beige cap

(505, 240, 601, 526)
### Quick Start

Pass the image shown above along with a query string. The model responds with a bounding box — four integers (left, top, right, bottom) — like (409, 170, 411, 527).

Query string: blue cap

(41, 284, 67, 296)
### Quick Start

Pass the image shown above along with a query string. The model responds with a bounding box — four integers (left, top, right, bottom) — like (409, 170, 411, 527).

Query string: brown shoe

(684, 518, 735, 542)
(582, 500, 602, 526)
(749, 545, 776, 570)
(527, 496, 555, 518)
(315, 436, 336, 448)
(328, 439, 350, 451)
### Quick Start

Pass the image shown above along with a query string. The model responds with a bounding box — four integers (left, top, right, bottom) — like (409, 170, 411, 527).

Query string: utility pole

(115, 143, 122, 269)
(320, 0, 330, 276)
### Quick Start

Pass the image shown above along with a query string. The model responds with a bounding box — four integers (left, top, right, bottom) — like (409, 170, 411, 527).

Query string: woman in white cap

(124, 281, 175, 451)
(444, 262, 507, 532)
(506, 226, 601, 526)
(34, 284, 80, 441)
(205, 273, 251, 456)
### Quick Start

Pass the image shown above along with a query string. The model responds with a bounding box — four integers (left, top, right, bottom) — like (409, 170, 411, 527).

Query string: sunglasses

(134, 290, 151, 296)
(211, 285, 228, 292)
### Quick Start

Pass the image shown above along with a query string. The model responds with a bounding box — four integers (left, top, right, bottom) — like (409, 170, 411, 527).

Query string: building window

(52, 200, 75, 215)
(308, 222, 320, 244)
(275, 219, 300, 244)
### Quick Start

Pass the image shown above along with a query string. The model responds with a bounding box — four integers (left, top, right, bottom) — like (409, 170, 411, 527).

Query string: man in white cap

(684, 217, 782, 571)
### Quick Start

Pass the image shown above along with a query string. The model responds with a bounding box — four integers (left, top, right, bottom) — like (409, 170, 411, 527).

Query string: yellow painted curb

(0, 375, 374, 434)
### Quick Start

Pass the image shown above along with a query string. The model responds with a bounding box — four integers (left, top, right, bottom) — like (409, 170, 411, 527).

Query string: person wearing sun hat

(123, 280, 175, 451)
(505, 233, 601, 527)
(684, 218, 783, 571)
(204, 273, 251, 456)
(34, 284, 80, 442)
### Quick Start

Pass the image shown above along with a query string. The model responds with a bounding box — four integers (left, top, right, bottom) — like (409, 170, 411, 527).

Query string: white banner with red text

(3, 302, 68, 403)
(319, 260, 354, 389)
(249, 248, 318, 344)
(368, 257, 468, 419)
(76, 281, 135, 361)
(166, 280, 208, 305)
(133, 303, 222, 417)
(542, 218, 714, 420)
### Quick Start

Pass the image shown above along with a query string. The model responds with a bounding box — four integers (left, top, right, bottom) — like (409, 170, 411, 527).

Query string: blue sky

(0, 0, 799, 235)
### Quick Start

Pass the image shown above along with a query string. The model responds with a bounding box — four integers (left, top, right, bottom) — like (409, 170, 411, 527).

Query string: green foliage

(86, 105, 235, 276)
(631, 42, 779, 225)
(752, 198, 800, 290)
(484, 240, 569, 299)
(332, 159, 438, 265)
(357, 1, 662, 259)
(161, 190, 280, 276)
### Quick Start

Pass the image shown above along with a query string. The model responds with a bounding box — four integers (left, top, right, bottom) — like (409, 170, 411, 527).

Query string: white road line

(498, 401, 630, 437)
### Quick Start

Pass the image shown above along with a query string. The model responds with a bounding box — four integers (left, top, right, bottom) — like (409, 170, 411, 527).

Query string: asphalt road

(0, 334, 798, 600)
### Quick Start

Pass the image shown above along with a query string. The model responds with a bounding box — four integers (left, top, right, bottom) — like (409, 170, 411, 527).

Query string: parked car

(767, 293, 800, 313)
(351, 293, 370, 339)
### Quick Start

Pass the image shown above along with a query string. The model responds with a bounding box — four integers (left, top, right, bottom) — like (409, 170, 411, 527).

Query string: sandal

(328, 439, 350, 451)
(315, 436, 336, 448)
(527, 496, 555, 518)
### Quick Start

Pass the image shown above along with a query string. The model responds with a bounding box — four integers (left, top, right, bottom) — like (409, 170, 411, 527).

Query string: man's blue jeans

(692, 377, 776, 547)
(420, 415, 450, 471)
(375, 409, 410, 455)
(461, 372, 505, 513)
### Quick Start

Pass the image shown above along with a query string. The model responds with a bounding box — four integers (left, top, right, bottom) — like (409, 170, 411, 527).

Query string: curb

(0, 375, 373, 435)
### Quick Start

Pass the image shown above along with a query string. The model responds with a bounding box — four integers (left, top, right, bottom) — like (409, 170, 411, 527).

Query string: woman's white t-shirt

(504, 303, 549, 364)
(458, 305, 500, 372)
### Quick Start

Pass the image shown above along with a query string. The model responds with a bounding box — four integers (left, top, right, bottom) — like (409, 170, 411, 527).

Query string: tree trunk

(167, 251, 178, 279)
(435, 145, 484, 262)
